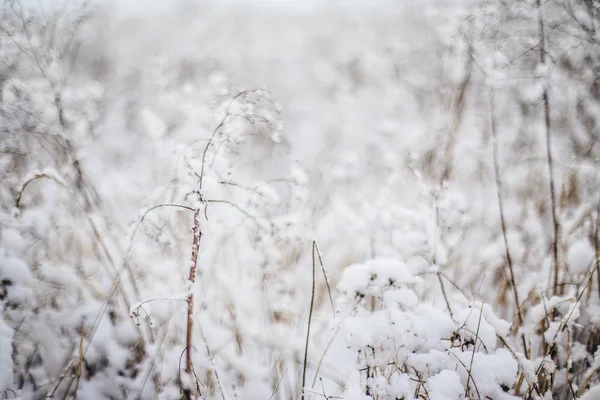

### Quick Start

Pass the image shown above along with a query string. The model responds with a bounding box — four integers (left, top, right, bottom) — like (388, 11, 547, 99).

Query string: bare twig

(448, 351, 481, 399)
(488, 88, 527, 359)
(136, 316, 174, 400)
(71, 320, 85, 397)
(269, 368, 287, 400)
(203, 199, 260, 226)
(437, 271, 454, 319)
(535, 260, 600, 380)
(313, 241, 335, 315)
(595, 194, 600, 300)
(196, 319, 226, 400)
(578, 364, 600, 397)
(465, 303, 484, 398)
(311, 324, 341, 389)
(536, 0, 560, 296)
(16, 172, 67, 208)
(128, 203, 195, 252)
(302, 240, 318, 399)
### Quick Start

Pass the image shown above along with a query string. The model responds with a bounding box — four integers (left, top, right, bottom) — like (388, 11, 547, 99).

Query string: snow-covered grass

(0, 0, 600, 399)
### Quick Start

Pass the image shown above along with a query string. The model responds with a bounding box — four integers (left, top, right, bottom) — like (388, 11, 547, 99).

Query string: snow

(0, 253, 31, 287)
(567, 239, 595, 275)
(428, 370, 463, 400)
(581, 385, 600, 400)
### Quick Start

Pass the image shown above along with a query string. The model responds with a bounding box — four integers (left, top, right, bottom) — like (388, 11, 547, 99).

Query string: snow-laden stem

(183, 209, 202, 399)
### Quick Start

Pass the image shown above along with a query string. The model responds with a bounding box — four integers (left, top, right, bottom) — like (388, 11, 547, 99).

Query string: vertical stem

(301, 242, 317, 399)
(489, 87, 530, 358)
(432, 196, 453, 319)
(595, 195, 600, 299)
(184, 209, 202, 399)
(437, 272, 453, 318)
(489, 88, 524, 327)
(465, 303, 484, 398)
(536, 0, 560, 296)
(565, 327, 572, 400)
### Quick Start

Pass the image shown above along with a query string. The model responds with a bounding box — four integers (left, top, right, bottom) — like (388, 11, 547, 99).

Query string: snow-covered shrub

(336, 258, 519, 400)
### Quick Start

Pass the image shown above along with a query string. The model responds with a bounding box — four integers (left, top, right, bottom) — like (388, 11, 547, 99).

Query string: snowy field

(1, 0, 600, 399)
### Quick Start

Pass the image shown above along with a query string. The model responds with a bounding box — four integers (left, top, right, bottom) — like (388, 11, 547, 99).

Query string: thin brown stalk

(269, 368, 287, 400)
(595, 195, 600, 299)
(438, 271, 470, 300)
(203, 199, 264, 230)
(313, 241, 335, 315)
(301, 241, 317, 399)
(183, 209, 202, 400)
(465, 303, 484, 398)
(536, 0, 560, 296)
(137, 317, 174, 400)
(47, 358, 76, 398)
(535, 260, 600, 380)
(311, 324, 341, 389)
(448, 352, 481, 399)
(488, 87, 525, 332)
(565, 327, 571, 400)
(437, 272, 453, 319)
(431, 197, 453, 319)
(196, 320, 226, 400)
(578, 364, 600, 397)
(71, 320, 85, 398)
(496, 335, 530, 396)
(15, 173, 67, 208)
(199, 116, 228, 191)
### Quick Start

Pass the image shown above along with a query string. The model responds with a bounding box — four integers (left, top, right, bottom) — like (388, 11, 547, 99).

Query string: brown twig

(488, 87, 524, 328)
(465, 303, 484, 398)
(183, 209, 202, 400)
(488, 86, 531, 359)
(16, 172, 67, 208)
(301, 240, 318, 399)
(438, 272, 454, 319)
(313, 241, 335, 315)
(73, 320, 85, 397)
(536, 0, 560, 297)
